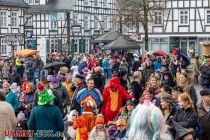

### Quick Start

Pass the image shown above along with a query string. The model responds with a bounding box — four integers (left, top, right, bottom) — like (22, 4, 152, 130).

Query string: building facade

(123, 0, 210, 55)
(0, 0, 28, 57)
(23, 0, 116, 54)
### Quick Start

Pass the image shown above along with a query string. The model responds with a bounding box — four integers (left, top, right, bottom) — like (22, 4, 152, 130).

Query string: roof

(93, 30, 123, 43)
(103, 36, 140, 50)
(0, 0, 28, 8)
(27, 0, 74, 14)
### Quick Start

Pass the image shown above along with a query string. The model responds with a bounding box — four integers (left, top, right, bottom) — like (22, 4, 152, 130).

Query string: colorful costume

(73, 116, 88, 140)
(101, 77, 132, 122)
(76, 88, 103, 132)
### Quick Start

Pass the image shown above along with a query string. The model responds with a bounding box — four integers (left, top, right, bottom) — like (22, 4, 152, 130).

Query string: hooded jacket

(53, 83, 69, 107)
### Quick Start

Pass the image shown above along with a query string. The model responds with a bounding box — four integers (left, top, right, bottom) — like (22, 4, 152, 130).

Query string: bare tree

(115, 0, 167, 51)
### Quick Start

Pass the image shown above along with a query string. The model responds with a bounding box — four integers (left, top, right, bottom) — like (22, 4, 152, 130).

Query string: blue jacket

(114, 129, 126, 140)
(154, 61, 163, 70)
(102, 59, 110, 70)
(6, 90, 18, 112)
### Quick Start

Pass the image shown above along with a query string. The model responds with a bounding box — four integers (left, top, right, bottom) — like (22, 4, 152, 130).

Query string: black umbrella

(44, 62, 66, 70)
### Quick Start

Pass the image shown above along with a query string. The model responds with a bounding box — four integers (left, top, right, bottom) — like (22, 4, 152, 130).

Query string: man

(161, 64, 173, 83)
(62, 74, 74, 103)
(101, 77, 132, 122)
(92, 66, 105, 93)
(76, 78, 103, 132)
(171, 86, 183, 109)
(57, 67, 68, 83)
(199, 58, 210, 89)
(3, 83, 18, 112)
(28, 83, 64, 140)
(50, 77, 69, 115)
(0, 90, 17, 140)
(70, 74, 87, 112)
(197, 89, 210, 140)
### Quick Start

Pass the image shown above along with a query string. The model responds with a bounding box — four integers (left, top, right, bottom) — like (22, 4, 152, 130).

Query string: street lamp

(5, 34, 24, 58)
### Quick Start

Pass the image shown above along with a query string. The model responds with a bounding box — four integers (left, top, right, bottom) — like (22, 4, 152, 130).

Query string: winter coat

(197, 102, 210, 140)
(169, 60, 180, 75)
(91, 71, 105, 93)
(2, 64, 10, 79)
(9, 73, 22, 86)
(154, 61, 163, 71)
(21, 91, 35, 118)
(199, 64, 210, 85)
(0, 101, 17, 140)
(102, 59, 110, 70)
(16, 65, 25, 79)
(89, 126, 110, 140)
(53, 83, 69, 107)
(114, 129, 126, 140)
(130, 81, 143, 100)
(162, 105, 177, 125)
(28, 105, 64, 140)
(120, 78, 128, 91)
(192, 59, 200, 76)
(78, 61, 88, 74)
(6, 90, 18, 112)
(173, 107, 198, 129)
(70, 82, 87, 113)
(132, 60, 141, 72)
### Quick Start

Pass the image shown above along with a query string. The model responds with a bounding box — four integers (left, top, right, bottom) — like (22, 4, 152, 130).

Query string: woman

(145, 75, 160, 96)
(21, 83, 35, 119)
(179, 72, 197, 105)
(0, 90, 17, 140)
(160, 94, 176, 126)
(161, 72, 176, 88)
(3, 83, 18, 112)
(130, 71, 143, 101)
(118, 69, 128, 90)
(28, 83, 64, 140)
(126, 104, 172, 140)
(172, 93, 198, 140)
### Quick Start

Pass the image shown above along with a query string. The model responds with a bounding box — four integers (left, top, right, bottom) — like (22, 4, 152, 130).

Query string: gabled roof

(0, 0, 28, 8)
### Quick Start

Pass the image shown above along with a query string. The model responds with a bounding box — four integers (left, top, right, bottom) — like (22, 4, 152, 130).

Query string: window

(50, 21, 57, 30)
(84, 16, 89, 29)
(1, 40, 7, 54)
(179, 10, 189, 25)
(84, 0, 88, 5)
(94, 0, 98, 6)
(73, 14, 78, 25)
(26, 16, 33, 26)
(50, 39, 58, 53)
(104, 0, 107, 7)
(11, 12, 17, 27)
(28, 0, 33, 4)
(35, 0, 39, 4)
(206, 10, 210, 24)
(0, 11, 7, 27)
(94, 17, 98, 29)
(154, 11, 163, 25)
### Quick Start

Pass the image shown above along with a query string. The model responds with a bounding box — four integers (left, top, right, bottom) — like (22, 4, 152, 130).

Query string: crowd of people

(0, 49, 210, 140)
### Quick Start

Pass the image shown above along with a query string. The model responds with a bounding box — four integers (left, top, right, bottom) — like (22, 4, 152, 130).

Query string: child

(73, 116, 88, 140)
(64, 110, 78, 140)
(89, 114, 110, 140)
(114, 118, 127, 140)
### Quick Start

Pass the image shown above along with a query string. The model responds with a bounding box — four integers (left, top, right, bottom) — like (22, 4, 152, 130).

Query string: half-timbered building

(24, 0, 116, 54)
(0, 0, 28, 56)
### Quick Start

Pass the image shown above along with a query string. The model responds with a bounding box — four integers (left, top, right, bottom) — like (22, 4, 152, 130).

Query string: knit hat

(116, 118, 126, 126)
(161, 94, 173, 104)
(172, 86, 183, 93)
(21, 81, 29, 91)
(195, 54, 199, 58)
(200, 89, 210, 96)
(95, 114, 105, 124)
(126, 98, 138, 106)
(37, 83, 55, 105)
(50, 76, 58, 83)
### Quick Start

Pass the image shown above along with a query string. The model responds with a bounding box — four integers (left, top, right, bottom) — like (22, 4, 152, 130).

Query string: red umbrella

(153, 50, 167, 56)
